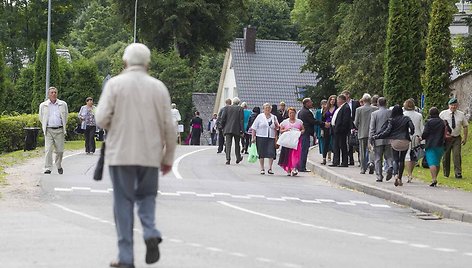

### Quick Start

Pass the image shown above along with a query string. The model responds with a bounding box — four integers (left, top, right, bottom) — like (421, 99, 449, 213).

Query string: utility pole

(134, 0, 138, 43)
(45, 0, 52, 100)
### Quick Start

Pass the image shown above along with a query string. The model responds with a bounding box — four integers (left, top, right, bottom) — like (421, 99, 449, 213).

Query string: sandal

(260, 170, 265, 175)
(267, 169, 274, 175)
(110, 261, 135, 268)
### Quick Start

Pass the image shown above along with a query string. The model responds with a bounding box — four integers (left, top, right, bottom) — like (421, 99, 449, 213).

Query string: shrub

(0, 112, 82, 153)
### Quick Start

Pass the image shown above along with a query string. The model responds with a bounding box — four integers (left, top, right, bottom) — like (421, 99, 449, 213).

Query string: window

(296, 86, 307, 99)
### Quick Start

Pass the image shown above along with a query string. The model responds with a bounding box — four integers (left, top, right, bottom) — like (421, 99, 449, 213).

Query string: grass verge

(0, 140, 102, 186)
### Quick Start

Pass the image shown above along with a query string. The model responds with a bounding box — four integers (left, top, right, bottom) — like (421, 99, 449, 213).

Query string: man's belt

(47, 126, 63, 129)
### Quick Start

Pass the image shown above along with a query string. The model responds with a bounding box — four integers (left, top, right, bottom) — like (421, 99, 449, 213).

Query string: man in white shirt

(39, 87, 69, 174)
(439, 98, 468, 178)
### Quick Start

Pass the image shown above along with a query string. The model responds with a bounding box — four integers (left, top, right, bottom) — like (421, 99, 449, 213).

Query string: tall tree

(11, 65, 35, 114)
(194, 52, 225, 93)
(239, 0, 297, 40)
(32, 41, 60, 112)
(149, 50, 194, 133)
(423, 0, 455, 112)
(115, 0, 244, 63)
(0, 45, 6, 110)
(383, 0, 422, 106)
(293, 0, 347, 103)
(331, 0, 389, 97)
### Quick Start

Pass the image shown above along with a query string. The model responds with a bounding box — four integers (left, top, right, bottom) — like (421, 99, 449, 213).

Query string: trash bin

(24, 127, 40, 151)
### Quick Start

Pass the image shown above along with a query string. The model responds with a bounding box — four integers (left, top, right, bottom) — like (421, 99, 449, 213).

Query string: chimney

(244, 26, 256, 53)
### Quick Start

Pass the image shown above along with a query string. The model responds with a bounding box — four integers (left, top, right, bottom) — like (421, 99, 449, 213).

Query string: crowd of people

(201, 92, 468, 186)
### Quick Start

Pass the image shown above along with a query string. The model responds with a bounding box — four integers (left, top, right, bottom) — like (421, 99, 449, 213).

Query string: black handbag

(349, 130, 359, 148)
(93, 143, 105, 181)
(74, 123, 85, 134)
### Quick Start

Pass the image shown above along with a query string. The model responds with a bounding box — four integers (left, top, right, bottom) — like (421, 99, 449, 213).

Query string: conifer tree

(32, 41, 60, 112)
(423, 0, 455, 112)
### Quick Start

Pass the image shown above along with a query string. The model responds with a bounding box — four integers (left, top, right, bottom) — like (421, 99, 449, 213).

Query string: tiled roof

(231, 39, 317, 109)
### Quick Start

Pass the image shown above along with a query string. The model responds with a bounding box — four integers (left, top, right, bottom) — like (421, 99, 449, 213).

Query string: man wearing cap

(439, 98, 468, 179)
(96, 43, 176, 268)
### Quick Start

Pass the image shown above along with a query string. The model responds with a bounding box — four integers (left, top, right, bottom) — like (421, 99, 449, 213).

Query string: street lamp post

(134, 0, 138, 43)
(45, 0, 52, 100)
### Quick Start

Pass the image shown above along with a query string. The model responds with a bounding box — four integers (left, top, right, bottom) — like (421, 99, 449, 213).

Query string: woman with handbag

(421, 107, 450, 187)
(278, 107, 305, 176)
(78, 97, 97, 154)
(373, 105, 414, 186)
(251, 103, 279, 175)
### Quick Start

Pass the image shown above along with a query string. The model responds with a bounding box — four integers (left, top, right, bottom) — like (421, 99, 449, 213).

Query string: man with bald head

(96, 43, 177, 268)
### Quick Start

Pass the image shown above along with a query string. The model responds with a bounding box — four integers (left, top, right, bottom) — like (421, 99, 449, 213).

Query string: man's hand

(161, 164, 172, 175)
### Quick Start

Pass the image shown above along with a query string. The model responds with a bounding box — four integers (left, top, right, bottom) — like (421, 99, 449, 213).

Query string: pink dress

(277, 119, 303, 172)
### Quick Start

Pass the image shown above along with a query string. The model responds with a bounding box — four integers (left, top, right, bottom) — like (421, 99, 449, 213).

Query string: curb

(307, 159, 472, 224)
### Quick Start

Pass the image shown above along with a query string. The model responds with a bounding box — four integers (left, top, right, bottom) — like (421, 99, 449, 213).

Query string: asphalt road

(2, 145, 472, 268)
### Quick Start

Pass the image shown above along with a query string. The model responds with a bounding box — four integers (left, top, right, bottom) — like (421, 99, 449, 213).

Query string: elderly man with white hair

(220, 97, 245, 164)
(354, 93, 378, 174)
(96, 43, 176, 268)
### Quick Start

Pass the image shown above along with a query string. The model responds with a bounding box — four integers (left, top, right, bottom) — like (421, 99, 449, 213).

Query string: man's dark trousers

(333, 133, 348, 166)
(299, 133, 311, 171)
(225, 134, 241, 162)
(217, 129, 225, 152)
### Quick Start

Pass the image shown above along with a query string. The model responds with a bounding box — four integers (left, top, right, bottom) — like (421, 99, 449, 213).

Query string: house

(214, 27, 318, 113)
(449, 70, 472, 119)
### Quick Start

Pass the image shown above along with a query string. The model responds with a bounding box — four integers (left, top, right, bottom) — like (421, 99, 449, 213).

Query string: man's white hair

(232, 97, 241, 105)
(123, 43, 151, 66)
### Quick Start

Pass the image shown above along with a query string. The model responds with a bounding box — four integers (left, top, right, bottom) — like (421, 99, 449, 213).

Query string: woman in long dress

(278, 107, 305, 176)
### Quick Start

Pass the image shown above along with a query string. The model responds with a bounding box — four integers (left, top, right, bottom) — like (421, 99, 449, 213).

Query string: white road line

(300, 199, 321, 204)
(370, 204, 391, 208)
(206, 247, 223, 252)
(266, 197, 286, 201)
(71, 187, 91, 191)
(169, 238, 183, 243)
(196, 194, 214, 197)
(52, 203, 103, 222)
(231, 195, 251, 199)
(388, 240, 408, 244)
(230, 252, 247, 257)
(282, 263, 302, 268)
(54, 187, 73, 192)
(172, 148, 213, 179)
(63, 152, 83, 160)
(90, 190, 109, 194)
(433, 248, 457, 253)
(464, 252, 472, 257)
(187, 243, 202, 248)
(246, 194, 266, 198)
(316, 199, 335, 203)
(282, 197, 300, 201)
(368, 236, 386, 240)
(256, 257, 273, 263)
(177, 191, 196, 195)
(211, 193, 232, 196)
(159, 192, 181, 196)
(410, 244, 430, 249)
(350, 201, 369, 204)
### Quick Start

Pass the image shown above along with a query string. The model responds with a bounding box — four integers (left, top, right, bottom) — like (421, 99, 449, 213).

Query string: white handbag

(277, 129, 301, 149)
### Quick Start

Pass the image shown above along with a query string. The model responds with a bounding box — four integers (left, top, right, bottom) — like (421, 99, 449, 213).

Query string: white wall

(217, 52, 237, 111)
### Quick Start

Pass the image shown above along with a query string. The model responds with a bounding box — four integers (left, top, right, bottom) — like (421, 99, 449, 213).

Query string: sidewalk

(306, 148, 472, 224)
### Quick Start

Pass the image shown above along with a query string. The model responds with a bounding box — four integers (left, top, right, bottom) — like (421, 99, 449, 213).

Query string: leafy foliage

(331, 0, 389, 98)
(239, 0, 297, 40)
(10, 65, 34, 114)
(423, 0, 455, 112)
(383, 0, 423, 106)
(193, 52, 225, 93)
(115, 0, 244, 64)
(0, 45, 6, 110)
(32, 41, 60, 113)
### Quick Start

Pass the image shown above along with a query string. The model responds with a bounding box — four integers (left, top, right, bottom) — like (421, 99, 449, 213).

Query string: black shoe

(385, 170, 393, 181)
(58, 168, 63, 174)
(321, 159, 326, 165)
(236, 157, 243, 164)
(430, 181, 438, 187)
(455, 174, 463, 179)
(376, 179, 383, 182)
(349, 162, 355, 166)
(225, 160, 230, 165)
(368, 163, 375, 174)
(145, 237, 162, 264)
(328, 164, 338, 167)
(339, 164, 349, 167)
(44, 170, 51, 174)
(217, 151, 222, 154)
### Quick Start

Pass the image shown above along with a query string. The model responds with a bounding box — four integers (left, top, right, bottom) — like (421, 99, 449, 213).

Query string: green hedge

(0, 112, 82, 153)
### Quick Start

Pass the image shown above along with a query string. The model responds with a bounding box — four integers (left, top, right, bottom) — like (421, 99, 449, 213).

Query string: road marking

(54, 188, 392, 209)
(230, 252, 247, 257)
(172, 148, 213, 179)
(217, 201, 464, 256)
(206, 247, 223, 252)
(63, 152, 83, 160)
(256, 257, 273, 263)
(433, 248, 457, 253)
(464, 252, 472, 257)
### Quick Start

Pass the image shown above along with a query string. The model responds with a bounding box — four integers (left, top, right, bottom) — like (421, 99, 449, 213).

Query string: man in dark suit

(342, 90, 360, 165)
(221, 97, 244, 165)
(297, 98, 323, 172)
(329, 94, 351, 167)
(216, 98, 232, 153)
